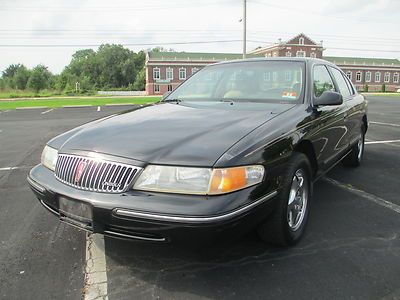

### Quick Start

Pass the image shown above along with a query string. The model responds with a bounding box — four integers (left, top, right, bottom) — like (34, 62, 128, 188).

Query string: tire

(257, 152, 312, 247)
(342, 126, 365, 168)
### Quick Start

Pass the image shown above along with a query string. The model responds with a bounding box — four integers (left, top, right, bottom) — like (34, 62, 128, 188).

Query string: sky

(0, 0, 399, 74)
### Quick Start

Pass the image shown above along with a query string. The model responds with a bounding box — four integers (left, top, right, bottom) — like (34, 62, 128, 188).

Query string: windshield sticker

(282, 91, 297, 99)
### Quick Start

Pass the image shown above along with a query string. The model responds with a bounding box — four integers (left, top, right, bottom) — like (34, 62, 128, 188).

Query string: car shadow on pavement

(103, 179, 400, 299)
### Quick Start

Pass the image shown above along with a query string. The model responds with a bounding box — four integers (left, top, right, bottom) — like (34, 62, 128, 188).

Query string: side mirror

(162, 91, 172, 100)
(314, 91, 343, 107)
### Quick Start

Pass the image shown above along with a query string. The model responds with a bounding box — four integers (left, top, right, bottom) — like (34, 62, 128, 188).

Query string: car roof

(209, 57, 337, 68)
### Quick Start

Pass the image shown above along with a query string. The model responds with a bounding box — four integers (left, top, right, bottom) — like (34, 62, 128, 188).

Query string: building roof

(324, 56, 400, 66)
(147, 51, 262, 61)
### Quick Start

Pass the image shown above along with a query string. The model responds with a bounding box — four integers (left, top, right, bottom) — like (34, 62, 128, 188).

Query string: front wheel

(257, 153, 312, 246)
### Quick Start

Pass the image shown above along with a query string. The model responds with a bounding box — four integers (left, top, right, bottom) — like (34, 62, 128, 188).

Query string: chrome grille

(55, 154, 141, 193)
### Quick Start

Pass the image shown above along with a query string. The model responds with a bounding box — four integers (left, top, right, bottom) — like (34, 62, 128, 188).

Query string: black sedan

(28, 58, 367, 246)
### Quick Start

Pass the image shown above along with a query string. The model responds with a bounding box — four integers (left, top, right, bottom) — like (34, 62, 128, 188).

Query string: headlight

(133, 165, 264, 195)
(41, 145, 58, 171)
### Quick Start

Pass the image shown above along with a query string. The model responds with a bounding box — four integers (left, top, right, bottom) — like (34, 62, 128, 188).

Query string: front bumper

(28, 164, 278, 243)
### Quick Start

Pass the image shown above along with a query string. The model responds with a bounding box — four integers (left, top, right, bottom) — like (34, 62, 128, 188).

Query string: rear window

(329, 67, 352, 99)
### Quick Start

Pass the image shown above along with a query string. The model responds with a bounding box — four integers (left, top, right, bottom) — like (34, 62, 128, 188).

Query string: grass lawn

(0, 96, 161, 110)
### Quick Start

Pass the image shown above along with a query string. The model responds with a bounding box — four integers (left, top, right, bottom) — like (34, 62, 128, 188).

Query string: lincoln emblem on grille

(74, 161, 87, 183)
(103, 181, 121, 189)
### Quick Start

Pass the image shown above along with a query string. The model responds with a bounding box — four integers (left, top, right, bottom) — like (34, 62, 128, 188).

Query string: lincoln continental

(28, 58, 368, 246)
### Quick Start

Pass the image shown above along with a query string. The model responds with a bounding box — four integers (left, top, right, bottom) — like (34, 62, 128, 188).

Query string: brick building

(145, 33, 400, 95)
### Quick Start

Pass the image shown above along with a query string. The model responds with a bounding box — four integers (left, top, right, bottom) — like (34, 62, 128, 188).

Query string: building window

(192, 67, 199, 74)
(375, 72, 381, 82)
(384, 72, 390, 83)
(263, 72, 271, 81)
(284, 71, 291, 82)
(346, 71, 352, 80)
(272, 72, 278, 82)
(356, 71, 362, 82)
(394, 72, 399, 83)
(154, 84, 160, 93)
(285, 51, 291, 57)
(153, 67, 160, 80)
(299, 37, 304, 45)
(167, 84, 173, 92)
(179, 68, 186, 80)
(365, 71, 371, 82)
(166, 67, 173, 80)
(296, 51, 305, 57)
(310, 52, 316, 58)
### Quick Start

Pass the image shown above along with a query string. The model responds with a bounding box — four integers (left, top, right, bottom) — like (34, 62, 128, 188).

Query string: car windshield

(165, 61, 305, 104)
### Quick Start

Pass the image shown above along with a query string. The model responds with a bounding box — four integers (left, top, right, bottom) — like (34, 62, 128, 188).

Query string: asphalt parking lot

(0, 96, 399, 300)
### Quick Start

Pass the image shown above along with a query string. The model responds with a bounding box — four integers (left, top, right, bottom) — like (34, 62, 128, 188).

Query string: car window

(343, 74, 355, 95)
(329, 67, 352, 99)
(166, 61, 305, 104)
(313, 65, 335, 97)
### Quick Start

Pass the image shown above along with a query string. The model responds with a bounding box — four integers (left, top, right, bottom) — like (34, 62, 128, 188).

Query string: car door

(341, 72, 364, 146)
(328, 67, 358, 147)
(310, 64, 349, 170)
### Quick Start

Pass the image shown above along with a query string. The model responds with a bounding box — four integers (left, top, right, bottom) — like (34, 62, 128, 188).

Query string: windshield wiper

(163, 98, 183, 103)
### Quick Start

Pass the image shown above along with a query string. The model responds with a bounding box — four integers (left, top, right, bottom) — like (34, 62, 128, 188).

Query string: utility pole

(243, 0, 247, 59)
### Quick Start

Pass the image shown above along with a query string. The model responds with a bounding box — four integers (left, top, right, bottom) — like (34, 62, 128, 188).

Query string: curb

(62, 105, 92, 108)
(105, 103, 135, 106)
(16, 106, 48, 110)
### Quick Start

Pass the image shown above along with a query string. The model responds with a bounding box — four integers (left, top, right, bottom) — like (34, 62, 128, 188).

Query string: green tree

(27, 64, 52, 92)
(2, 64, 30, 89)
(14, 66, 30, 89)
(132, 68, 145, 90)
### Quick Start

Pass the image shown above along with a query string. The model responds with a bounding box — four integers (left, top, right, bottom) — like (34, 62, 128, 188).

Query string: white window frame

(285, 51, 291, 57)
(179, 68, 186, 80)
(310, 52, 316, 58)
(166, 67, 173, 80)
(375, 72, 381, 83)
(356, 71, 362, 82)
(153, 67, 160, 80)
(263, 72, 271, 82)
(154, 84, 160, 93)
(191, 67, 199, 74)
(384, 72, 390, 83)
(167, 84, 173, 92)
(284, 71, 291, 82)
(299, 37, 304, 45)
(296, 50, 305, 57)
(394, 72, 399, 83)
(365, 71, 371, 82)
(272, 72, 278, 82)
(346, 71, 352, 80)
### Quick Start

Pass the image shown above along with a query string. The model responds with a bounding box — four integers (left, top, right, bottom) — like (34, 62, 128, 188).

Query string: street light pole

(243, 0, 247, 59)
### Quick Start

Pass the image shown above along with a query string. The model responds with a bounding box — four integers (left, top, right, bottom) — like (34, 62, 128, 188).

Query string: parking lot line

(365, 139, 400, 145)
(325, 177, 400, 214)
(84, 233, 108, 300)
(41, 108, 54, 115)
(370, 121, 400, 128)
(0, 166, 33, 171)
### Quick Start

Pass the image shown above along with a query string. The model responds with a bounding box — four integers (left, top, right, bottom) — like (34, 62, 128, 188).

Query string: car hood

(52, 102, 294, 166)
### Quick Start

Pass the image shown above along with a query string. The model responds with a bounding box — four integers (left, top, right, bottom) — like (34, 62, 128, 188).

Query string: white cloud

(0, 0, 399, 74)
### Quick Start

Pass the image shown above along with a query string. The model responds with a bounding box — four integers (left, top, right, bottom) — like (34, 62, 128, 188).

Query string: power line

(248, 0, 399, 25)
(0, 40, 399, 54)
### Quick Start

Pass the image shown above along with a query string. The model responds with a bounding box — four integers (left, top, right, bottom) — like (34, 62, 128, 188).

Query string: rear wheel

(257, 153, 312, 246)
(342, 127, 365, 167)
